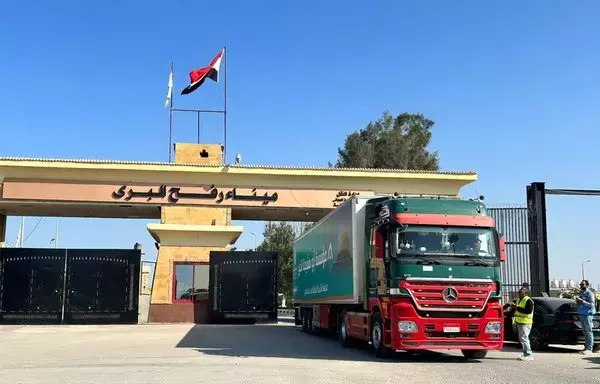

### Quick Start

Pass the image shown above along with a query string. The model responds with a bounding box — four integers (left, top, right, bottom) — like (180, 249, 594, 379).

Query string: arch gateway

(0, 143, 476, 323)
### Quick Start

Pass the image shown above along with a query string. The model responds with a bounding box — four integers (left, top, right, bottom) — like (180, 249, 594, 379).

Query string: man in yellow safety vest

(510, 287, 534, 361)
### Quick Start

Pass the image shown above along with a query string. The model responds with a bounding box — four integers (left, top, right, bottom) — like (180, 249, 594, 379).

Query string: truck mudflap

(389, 299, 504, 351)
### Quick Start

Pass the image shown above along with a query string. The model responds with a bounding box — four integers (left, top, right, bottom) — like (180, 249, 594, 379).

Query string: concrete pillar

(147, 206, 242, 323)
(146, 142, 238, 323)
(0, 214, 6, 247)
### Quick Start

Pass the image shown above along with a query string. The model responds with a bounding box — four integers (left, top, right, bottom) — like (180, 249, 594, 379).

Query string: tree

(258, 111, 440, 306)
(335, 111, 439, 170)
(560, 287, 595, 299)
(256, 221, 313, 307)
(256, 222, 295, 307)
(291, 221, 314, 237)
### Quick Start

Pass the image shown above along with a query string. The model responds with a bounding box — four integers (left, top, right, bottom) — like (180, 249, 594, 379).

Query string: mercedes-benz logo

(443, 287, 458, 303)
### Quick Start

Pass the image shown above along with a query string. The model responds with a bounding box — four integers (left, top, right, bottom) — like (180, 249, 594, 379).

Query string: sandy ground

(1, 320, 599, 384)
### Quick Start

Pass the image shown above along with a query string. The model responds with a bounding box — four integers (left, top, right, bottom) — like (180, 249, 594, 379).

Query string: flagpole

(223, 46, 227, 165)
(168, 61, 174, 162)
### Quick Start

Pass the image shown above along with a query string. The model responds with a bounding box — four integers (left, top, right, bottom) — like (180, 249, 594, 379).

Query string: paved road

(0, 322, 598, 384)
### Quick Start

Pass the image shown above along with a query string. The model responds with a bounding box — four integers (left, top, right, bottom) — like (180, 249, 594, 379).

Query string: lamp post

(249, 232, 257, 251)
(582, 259, 591, 280)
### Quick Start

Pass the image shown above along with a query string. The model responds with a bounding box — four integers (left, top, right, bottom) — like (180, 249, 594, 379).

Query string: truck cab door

(368, 226, 388, 296)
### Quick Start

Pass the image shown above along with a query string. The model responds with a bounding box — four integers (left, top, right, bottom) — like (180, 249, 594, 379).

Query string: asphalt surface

(1, 320, 599, 384)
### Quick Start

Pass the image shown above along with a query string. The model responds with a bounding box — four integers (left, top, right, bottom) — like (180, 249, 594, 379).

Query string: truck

(208, 251, 278, 324)
(293, 195, 506, 359)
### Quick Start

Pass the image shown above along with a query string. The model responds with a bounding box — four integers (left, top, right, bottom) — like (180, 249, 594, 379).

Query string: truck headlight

(398, 321, 418, 333)
(485, 321, 502, 334)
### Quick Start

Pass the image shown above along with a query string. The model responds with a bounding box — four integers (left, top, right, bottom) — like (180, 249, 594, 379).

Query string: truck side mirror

(499, 234, 507, 262)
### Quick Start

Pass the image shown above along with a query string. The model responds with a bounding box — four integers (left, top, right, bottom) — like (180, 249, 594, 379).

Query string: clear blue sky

(1, 1, 600, 285)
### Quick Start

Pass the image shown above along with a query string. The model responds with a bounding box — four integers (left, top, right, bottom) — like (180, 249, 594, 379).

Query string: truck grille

(401, 279, 495, 312)
(425, 331, 479, 338)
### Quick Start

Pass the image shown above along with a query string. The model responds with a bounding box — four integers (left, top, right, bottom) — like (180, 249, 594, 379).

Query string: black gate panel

(246, 262, 277, 312)
(209, 251, 278, 323)
(65, 249, 140, 324)
(489, 207, 534, 303)
(0, 248, 65, 324)
(217, 261, 248, 312)
(0, 248, 140, 325)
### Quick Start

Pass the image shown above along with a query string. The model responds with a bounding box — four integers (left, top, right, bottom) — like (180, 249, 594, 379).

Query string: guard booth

(208, 251, 278, 324)
(0, 248, 140, 325)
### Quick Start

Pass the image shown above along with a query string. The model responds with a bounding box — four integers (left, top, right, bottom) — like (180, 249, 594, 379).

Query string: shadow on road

(584, 356, 600, 369)
(176, 323, 491, 363)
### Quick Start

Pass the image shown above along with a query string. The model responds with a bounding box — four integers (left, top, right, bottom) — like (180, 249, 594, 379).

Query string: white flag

(165, 64, 173, 108)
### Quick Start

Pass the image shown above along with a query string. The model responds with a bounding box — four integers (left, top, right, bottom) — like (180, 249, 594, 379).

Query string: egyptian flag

(181, 49, 224, 95)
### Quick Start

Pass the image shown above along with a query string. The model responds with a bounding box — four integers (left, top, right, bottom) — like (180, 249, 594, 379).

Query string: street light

(582, 259, 592, 280)
(249, 232, 257, 250)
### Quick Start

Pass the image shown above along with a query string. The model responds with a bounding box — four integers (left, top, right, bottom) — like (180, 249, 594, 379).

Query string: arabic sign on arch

(111, 185, 278, 204)
(293, 201, 354, 302)
(1, 180, 374, 209)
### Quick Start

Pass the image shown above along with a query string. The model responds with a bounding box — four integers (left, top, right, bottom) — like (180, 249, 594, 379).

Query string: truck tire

(371, 312, 393, 358)
(339, 311, 351, 348)
(461, 350, 488, 359)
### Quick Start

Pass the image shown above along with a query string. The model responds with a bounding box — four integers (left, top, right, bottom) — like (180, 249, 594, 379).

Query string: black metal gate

(208, 251, 278, 323)
(489, 207, 533, 302)
(0, 248, 140, 325)
(489, 182, 552, 301)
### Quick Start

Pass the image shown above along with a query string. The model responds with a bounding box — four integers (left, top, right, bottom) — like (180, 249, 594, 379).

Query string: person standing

(575, 279, 596, 355)
(510, 287, 534, 361)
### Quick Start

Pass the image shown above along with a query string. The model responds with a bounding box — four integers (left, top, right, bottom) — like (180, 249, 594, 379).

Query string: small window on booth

(173, 263, 209, 302)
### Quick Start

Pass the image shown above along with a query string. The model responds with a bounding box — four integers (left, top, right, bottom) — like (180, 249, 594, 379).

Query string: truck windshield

(395, 225, 497, 259)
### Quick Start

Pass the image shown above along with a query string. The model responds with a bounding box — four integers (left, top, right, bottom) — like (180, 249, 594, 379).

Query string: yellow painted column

(150, 206, 235, 303)
(146, 142, 241, 323)
(147, 206, 242, 322)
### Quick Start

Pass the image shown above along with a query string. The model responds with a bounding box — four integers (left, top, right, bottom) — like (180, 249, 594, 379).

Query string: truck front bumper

(390, 299, 504, 351)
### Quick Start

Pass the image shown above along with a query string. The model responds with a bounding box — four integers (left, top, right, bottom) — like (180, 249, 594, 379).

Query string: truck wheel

(461, 350, 488, 359)
(371, 312, 392, 358)
(339, 311, 351, 347)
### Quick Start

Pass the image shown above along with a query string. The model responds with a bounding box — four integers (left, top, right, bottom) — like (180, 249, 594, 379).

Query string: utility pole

(582, 259, 591, 280)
